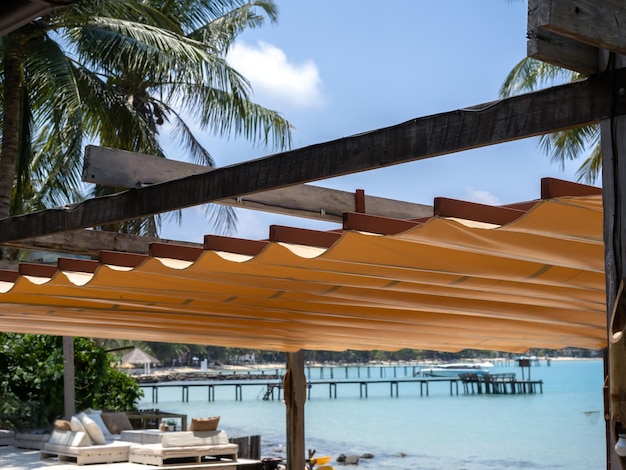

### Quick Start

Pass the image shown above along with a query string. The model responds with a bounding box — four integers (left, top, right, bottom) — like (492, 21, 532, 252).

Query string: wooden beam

(540, 177, 602, 198)
(269, 225, 341, 248)
(285, 351, 305, 470)
(203, 235, 269, 256)
(527, 0, 599, 74)
(83, 146, 214, 188)
(342, 212, 419, 235)
(434, 198, 528, 225)
(530, 0, 626, 57)
(527, 26, 598, 75)
(1, 230, 202, 257)
(149, 243, 204, 261)
(1, 70, 626, 243)
(6, 177, 597, 258)
(19, 262, 57, 277)
(99, 251, 148, 268)
(83, 146, 432, 223)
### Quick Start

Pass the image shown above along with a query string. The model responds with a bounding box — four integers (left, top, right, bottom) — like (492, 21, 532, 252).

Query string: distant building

(236, 353, 256, 364)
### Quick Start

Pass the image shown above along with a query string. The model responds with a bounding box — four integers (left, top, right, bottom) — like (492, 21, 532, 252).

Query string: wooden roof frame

(2, 2, 626, 468)
(0, 175, 601, 277)
(0, 68, 624, 246)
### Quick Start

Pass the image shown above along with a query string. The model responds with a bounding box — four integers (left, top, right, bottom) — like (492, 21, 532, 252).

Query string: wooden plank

(230, 184, 432, 222)
(1, 70, 626, 242)
(528, 0, 598, 74)
(82, 147, 214, 188)
(540, 177, 602, 198)
(531, 0, 626, 56)
(83, 146, 433, 223)
(527, 27, 598, 75)
(269, 225, 341, 248)
(433, 198, 528, 225)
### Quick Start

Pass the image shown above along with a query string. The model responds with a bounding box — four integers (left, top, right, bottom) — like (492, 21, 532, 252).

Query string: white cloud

(463, 188, 501, 206)
(227, 41, 324, 109)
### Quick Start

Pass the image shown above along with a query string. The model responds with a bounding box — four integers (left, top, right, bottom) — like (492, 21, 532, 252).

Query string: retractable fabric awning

(0, 180, 606, 353)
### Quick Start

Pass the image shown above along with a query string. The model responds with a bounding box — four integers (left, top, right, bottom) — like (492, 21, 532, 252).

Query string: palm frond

(1, 0, 290, 235)
(68, 18, 215, 72)
(203, 203, 238, 235)
(500, 57, 599, 182)
(53, 0, 183, 33)
(165, 106, 215, 166)
(575, 142, 602, 184)
(500, 57, 579, 97)
(6, 32, 86, 214)
(190, 1, 279, 52)
(27, 109, 85, 209)
(153, 0, 258, 35)
(537, 125, 599, 166)
(176, 84, 292, 150)
(73, 65, 164, 155)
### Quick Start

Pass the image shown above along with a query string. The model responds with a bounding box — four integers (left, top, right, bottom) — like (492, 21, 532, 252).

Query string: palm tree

(0, 0, 292, 239)
(500, 57, 600, 183)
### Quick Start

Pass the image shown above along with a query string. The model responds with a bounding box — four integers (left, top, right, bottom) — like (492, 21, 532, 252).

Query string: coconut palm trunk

(0, 33, 24, 221)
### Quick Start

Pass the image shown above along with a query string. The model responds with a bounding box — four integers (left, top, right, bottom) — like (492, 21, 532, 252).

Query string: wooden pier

(459, 373, 543, 395)
(140, 372, 542, 403)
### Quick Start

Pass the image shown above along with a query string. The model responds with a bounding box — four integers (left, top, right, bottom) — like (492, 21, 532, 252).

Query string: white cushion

(79, 413, 106, 445)
(47, 429, 91, 447)
(85, 409, 111, 436)
(161, 430, 228, 448)
(70, 416, 87, 434)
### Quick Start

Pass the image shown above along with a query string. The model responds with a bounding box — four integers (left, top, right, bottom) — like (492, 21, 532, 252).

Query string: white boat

(417, 362, 494, 377)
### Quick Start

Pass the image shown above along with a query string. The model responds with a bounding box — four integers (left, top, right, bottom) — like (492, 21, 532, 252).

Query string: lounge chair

(40, 428, 131, 465)
(40, 410, 134, 465)
(128, 429, 239, 466)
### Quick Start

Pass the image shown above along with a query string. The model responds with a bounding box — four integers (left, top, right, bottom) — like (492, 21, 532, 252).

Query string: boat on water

(417, 362, 494, 377)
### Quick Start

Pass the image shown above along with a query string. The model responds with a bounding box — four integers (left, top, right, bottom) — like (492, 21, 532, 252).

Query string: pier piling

(139, 363, 542, 403)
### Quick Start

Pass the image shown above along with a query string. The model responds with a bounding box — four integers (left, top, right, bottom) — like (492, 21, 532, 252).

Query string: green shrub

(0, 334, 143, 430)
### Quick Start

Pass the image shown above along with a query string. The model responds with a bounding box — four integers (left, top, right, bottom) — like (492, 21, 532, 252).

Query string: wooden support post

(531, 0, 626, 55)
(602, 53, 626, 469)
(62, 336, 75, 419)
(285, 351, 305, 470)
(528, 0, 626, 75)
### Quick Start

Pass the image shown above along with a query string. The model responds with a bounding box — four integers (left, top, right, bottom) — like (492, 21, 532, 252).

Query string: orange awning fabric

(0, 190, 606, 354)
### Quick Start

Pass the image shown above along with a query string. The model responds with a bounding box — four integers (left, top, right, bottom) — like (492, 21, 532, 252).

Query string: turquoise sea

(138, 360, 604, 469)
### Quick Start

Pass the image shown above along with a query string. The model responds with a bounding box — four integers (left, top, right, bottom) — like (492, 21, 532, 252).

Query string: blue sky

(161, 0, 584, 242)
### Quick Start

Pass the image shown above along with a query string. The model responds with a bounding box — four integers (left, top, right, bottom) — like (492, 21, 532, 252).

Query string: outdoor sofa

(128, 429, 238, 466)
(40, 410, 134, 465)
(40, 428, 132, 465)
(40, 411, 239, 467)
(128, 417, 239, 466)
